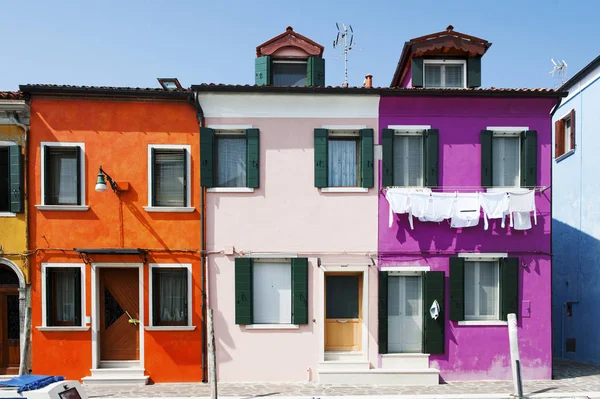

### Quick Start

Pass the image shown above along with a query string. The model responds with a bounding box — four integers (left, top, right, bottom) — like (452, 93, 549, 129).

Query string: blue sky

(1, 0, 597, 91)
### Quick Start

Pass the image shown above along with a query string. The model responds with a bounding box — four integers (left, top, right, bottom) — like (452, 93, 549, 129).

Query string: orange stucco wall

(28, 97, 203, 382)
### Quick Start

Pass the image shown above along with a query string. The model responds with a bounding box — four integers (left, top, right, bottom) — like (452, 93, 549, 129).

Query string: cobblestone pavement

(85, 359, 600, 398)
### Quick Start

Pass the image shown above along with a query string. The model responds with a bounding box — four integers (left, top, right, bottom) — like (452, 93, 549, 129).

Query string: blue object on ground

(0, 375, 65, 393)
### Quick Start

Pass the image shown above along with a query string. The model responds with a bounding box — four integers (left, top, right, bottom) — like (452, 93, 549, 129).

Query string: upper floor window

(314, 128, 374, 190)
(492, 134, 520, 187)
(0, 147, 9, 212)
(41, 142, 85, 207)
(273, 60, 307, 87)
(555, 110, 575, 159)
(148, 145, 191, 209)
(381, 127, 439, 188)
(424, 60, 466, 88)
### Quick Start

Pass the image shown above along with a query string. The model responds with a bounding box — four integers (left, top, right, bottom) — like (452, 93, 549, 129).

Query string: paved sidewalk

(85, 359, 600, 398)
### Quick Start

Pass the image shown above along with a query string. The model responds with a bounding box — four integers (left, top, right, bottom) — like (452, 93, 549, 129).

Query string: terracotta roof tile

(0, 91, 26, 100)
(20, 84, 190, 93)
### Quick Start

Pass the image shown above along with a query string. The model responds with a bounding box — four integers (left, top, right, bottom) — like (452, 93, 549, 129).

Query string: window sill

(458, 320, 508, 326)
(35, 205, 90, 211)
(0, 212, 16, 217)
(320, 187, 369, 193)
(145, 325, 196, 331)
(36, 326, 90, 332)
(244, 324, 299, 330)
(207, 188, 255, 193)
(555, 149, 575, 163)
(143, 206, 195, 213)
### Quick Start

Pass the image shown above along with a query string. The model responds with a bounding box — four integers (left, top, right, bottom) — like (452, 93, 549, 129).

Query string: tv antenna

(549, 58, 568, 88)
(333, 23, 358, 87)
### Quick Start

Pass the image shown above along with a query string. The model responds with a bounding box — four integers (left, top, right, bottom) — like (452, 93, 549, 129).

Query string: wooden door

(0, 291, 20, 374)
(325, 274, 362, 351)
(100, 268, 139, 361)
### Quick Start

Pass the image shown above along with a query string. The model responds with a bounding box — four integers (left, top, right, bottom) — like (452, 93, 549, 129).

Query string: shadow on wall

(552, 219, 600, 366)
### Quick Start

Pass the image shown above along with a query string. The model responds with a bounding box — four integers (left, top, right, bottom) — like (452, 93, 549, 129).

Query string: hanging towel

(479, 192, 510, 230)
(508, 189, 536, 229)
(429, 299, 440, 320)
(419, 192, 456, 223)
(450, 193, 481, 228)
(408, 192, 431, 230)
(386, 188, 412, 228)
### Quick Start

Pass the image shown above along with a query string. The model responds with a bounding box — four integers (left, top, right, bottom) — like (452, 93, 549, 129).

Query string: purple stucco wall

(378, 96, 557, 381)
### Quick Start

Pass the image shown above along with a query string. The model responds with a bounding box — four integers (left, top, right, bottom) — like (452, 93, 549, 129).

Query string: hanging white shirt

(418, 192, 456, 223)
(479, 192, 510, 230)
(509, 189, 536, 229)
(408, 192, 431, 230)
(386, 188, 412, 228)
(512, 211, 533, 230)
(451, 193, 480, 228)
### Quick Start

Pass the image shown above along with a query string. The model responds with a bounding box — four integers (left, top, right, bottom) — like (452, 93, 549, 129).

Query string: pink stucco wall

(205, 111, 379, 382)
(379, 96, 557, 381)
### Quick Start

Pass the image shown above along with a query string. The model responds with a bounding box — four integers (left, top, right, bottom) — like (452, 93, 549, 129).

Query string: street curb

(88, 393, 600, 399)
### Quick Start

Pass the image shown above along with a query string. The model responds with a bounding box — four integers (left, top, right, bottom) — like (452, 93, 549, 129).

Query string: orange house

(21, 85, 205, 384)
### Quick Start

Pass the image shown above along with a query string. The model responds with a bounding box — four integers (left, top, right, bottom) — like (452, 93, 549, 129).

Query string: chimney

(364, 74, 373, 88)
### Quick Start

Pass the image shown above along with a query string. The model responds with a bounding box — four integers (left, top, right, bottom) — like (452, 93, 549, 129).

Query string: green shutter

(235, 258, 253, 325)
(411, 58, 424, 87)
(424, 129, 439, 188)
(43, 146, 51, 205)
(423, 271, 445, 354)
(73, 268, 82, 326)
(200, 127, 215, 188)
(246, 128, 260, 188)
(360, 128, 374, 188)
(467, 57, 482, 88)
(381, 129, 394, 187)
(291, 258, 309, 325)
(314, 128, 328, 188)
(150, 148, 156, 206)
(307, 57, 325, 87)
(378, 271, 388, 354)
(521, 130, 537, 188)
(449, 257, 465, 322)
(500, 257, 519, 321)
(75, 146, 82, 206)
(480, 130, 493, 187)
(9, 145, 23, 213)
(46, 269, 53, 326)
(255, 56, 272, 86)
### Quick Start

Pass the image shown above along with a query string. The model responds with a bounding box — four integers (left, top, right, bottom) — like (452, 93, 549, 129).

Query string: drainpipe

(191, 92, 208, 382)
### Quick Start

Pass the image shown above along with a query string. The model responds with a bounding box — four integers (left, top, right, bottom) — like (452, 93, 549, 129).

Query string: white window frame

(37, 142, 88, 211)
(144, 144, 193, 213)
(389, 125, 429, 188)
(146, 263, 195, 331)
(208, 125, 255, 193)
(464, 259, 500, 322)
(423, 59, 467, 89)
(246, 258, 297, 329)
(0, 141, 17, 217)
(38, 263, 88, 331)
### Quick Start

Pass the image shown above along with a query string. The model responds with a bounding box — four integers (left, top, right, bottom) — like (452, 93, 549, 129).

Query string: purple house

(377, 26, 565, 381)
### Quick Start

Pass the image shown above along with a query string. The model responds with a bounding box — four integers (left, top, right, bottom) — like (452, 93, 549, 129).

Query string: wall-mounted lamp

(95, 166, 123, 193)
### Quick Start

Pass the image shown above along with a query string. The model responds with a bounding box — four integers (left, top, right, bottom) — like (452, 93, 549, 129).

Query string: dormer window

(423, 60, 466, 88)
(272, 60, 307, 87)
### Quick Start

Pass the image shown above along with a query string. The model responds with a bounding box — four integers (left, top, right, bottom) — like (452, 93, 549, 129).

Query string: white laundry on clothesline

(509, 189, 537, 229)
(450, 193, 480, 228)
(479, 192, 510, 230)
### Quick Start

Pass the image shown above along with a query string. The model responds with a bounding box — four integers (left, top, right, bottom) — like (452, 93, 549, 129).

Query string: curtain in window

(444, 65, 464, 88)
(393, 136, 423, 186)
(155, 150, 185, 206)
(492, 136, 520, 187)
(465, 261, 498, 319)
(158, 270, 187, 323)
(273, 63, 307, 87)
(253, 262, 291, 324)
(424, 65, 442, 88)
(328, 140, 357, 187)
(217, 138, 246, 187)
(49, 149, 78, 205)
(54, 270, 76, 323)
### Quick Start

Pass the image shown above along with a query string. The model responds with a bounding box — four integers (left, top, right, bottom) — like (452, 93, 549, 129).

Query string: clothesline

(379, 186, 549, 194)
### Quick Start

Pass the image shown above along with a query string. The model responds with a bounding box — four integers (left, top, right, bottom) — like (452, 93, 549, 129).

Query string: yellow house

(0, 91, 29, 375)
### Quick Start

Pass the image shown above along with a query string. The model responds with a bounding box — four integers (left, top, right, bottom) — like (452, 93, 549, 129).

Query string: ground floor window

(45, 266, 82, 326)
(151, 267, 189, 326)
(388, 274, 423, 353)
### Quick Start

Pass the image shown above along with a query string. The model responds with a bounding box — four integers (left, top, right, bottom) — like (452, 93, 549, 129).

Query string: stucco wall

(379, 96, 556, 380)
(201, 93, 380, 382)
(552, 64, 600, 365)
(28, 98, 203, 382)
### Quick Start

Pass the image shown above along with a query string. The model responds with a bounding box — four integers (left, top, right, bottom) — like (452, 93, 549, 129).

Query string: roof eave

(19, 85, 192, 100)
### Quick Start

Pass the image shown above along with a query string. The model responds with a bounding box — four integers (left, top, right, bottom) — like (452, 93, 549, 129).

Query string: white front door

(388, 275, 423, 353)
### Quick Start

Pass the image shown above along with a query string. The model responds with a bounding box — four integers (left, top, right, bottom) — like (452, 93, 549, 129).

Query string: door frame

(318, 263, 369, 362)
(1, 258, 26, 374)
(91, 263, 144, 369)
